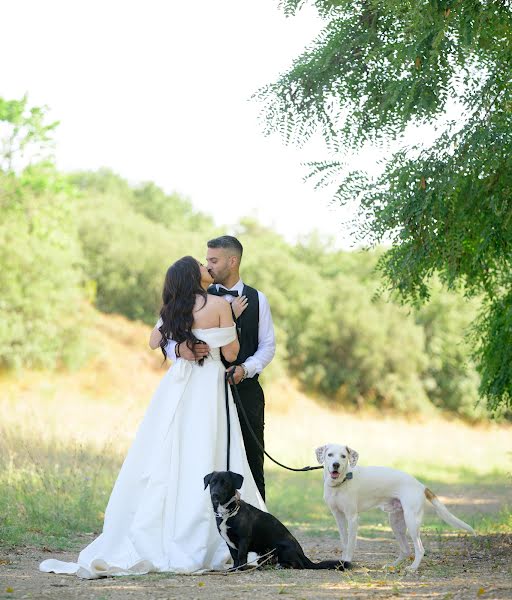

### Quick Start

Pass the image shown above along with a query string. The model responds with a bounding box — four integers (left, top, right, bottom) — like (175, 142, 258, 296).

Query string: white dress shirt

(163, 279, 275, 378)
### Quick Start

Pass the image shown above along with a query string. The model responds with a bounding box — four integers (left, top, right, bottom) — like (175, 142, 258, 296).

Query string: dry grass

(2, 311, 510, 471)
(264, 378, 512, 478)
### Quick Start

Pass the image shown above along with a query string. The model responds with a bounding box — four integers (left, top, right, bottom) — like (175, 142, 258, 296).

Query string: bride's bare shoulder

(210, 296, 231, 312)
(205, 294, 224, 306)
(194, 294, 224, 312)
(192, 294, 230, 328)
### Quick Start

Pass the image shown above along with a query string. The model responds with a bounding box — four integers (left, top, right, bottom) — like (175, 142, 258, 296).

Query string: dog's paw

(228, 565, 251, 572)
(385, 557, 408, 570)
(404, 565, 419, 574)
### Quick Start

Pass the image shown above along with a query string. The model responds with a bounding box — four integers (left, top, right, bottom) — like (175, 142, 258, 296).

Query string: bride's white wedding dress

(40, 326, 265, 579)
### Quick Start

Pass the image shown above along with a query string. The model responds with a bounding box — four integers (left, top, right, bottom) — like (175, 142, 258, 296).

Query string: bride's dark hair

(158, 256, 207, 363)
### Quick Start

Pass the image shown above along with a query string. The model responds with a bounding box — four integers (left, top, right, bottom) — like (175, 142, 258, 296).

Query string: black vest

(208, 284, 259, 368)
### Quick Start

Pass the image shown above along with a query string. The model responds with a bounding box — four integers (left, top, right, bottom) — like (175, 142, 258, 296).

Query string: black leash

(224, 374, 231, 471)
(224, 367, 322, 473)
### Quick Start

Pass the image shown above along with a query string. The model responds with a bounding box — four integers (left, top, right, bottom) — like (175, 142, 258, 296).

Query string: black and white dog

(204, 470, 349, 570)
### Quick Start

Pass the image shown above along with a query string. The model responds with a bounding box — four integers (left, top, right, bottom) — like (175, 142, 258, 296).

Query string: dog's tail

(424, 488, 476, 535)
(304, 557, 351, 570)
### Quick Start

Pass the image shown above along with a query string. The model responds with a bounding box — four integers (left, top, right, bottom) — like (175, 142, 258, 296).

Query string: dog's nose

(332, 462, 340, 470)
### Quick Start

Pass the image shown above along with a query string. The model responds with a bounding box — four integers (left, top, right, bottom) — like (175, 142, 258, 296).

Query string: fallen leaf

(477, 589, 486, 596)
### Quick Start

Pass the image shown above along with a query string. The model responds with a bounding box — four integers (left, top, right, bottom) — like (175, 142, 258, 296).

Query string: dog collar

(330, 471, 353, 485)
(214, 494, 241, 518)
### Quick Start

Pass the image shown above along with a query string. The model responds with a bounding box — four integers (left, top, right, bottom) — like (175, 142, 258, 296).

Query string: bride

(40, 256, 265, 578)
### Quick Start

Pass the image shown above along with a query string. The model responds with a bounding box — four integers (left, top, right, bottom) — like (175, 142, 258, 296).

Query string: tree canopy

(257, 0, 512, 412)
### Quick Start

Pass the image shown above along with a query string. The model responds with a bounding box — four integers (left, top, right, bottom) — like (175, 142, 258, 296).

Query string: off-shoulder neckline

(192, 325, 236, 332)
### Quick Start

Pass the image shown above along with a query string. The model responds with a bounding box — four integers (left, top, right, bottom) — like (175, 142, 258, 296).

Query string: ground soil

(2, 530, 510, 600)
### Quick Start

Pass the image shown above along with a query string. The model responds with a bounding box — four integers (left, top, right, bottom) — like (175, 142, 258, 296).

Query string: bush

(0, 170, 86, 369)
(74, 173, 218, 324)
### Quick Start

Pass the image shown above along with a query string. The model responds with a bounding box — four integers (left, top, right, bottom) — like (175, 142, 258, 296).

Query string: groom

(182, 235, 275, 500)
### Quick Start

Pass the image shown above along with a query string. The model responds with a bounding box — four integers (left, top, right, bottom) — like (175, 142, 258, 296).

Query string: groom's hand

(178, 342, 210, 361)
(226, 365, 244, 384)
(231, 295, 248, 319)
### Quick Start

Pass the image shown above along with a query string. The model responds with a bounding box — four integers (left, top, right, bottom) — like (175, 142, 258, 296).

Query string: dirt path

(2, 478, 510, 599)
(2, 531, 510, 600)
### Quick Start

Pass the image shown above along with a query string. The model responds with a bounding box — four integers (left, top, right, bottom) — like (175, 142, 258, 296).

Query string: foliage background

(0, 96, 490, 420)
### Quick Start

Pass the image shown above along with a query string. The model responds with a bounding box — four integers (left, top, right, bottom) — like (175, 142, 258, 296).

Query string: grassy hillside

(1, 311, 510, 548)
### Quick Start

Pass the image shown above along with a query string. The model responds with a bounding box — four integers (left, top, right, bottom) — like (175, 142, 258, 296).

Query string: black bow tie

(209, 287, 239, 297)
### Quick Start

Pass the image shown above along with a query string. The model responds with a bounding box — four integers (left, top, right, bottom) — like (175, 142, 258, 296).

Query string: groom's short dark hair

(207, 235, 243, 259)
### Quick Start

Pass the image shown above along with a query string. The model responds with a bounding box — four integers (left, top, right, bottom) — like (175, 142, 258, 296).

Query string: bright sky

(2, 0, 374, 247)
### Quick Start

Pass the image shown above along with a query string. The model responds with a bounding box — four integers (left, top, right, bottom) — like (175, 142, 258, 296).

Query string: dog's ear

(204, 472, 214, 490)
(229, 471, 244, 490)
(315, 445, 327, 464)
(347, 447, 359, 467)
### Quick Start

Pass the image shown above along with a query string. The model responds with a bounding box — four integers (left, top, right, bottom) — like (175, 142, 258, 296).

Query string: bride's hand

(231, 295, 248, 319)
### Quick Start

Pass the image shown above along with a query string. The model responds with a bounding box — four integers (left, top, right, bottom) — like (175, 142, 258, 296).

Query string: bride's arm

(149, 318, 163, 350)
(149, 318, 209, 361)
(219, 301, 239, 363)
(149, 322, 180, 360)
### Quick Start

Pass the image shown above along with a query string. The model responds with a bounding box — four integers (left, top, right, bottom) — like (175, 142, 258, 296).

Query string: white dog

(316, 443, 476, 572)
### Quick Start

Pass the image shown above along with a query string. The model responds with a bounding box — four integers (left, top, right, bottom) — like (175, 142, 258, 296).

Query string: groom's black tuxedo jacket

(208, 284, 259, 371)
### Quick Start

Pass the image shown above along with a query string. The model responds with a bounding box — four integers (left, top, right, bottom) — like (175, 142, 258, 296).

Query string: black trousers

(232, 376, 265, 501)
